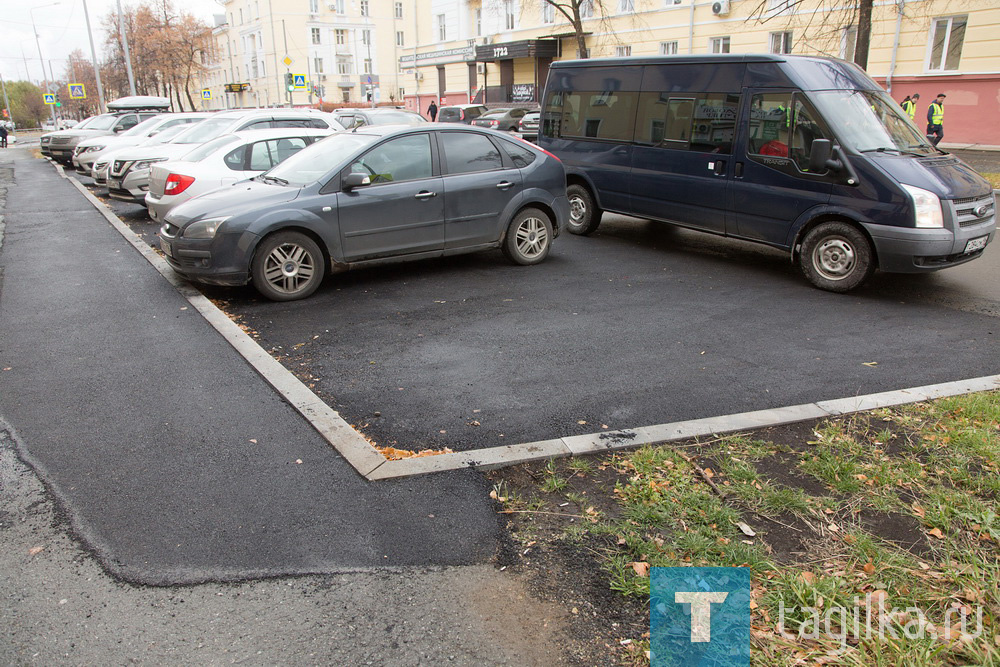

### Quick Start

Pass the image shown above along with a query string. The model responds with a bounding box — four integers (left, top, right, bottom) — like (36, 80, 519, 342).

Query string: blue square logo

(651, 567, 752, 666)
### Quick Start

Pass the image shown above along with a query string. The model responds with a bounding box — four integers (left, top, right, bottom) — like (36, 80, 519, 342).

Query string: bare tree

(538, 0, 603, 58)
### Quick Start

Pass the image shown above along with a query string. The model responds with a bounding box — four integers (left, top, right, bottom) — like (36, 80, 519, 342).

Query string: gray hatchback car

(158, 125, 569, 301)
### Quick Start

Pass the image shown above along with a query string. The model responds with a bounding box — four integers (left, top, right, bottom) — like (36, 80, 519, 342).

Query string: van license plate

(964, 236, 988, 254)
(160, 238, 172, 257)
(108, 178, 120, 189)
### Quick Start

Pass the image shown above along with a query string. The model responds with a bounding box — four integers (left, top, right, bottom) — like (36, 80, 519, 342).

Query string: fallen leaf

(863, 561, 875, 575)
(28, 546, 44, 556)
(630, 561, 651, 577)
(736, 522, 756, 537)
(799, 572, 816, 584)
(295, 459, 303, 464)
(927, 527, 945, 539)
(703, 467, 715, 479)
(912, 503, 926, 518)
(577, 420, 587, 425)
(249, 439, 257, 444)
(489, 489, 498, 500)
(862, 361, 878, 367)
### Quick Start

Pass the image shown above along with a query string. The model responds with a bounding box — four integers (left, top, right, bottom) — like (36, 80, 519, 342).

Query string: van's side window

(749, 93, 831, 172)
(634, 92, 737, 153)
(556, 91, 637, 142)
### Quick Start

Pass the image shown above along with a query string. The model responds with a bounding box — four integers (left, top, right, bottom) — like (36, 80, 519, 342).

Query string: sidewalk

(0, 148, 498, 585)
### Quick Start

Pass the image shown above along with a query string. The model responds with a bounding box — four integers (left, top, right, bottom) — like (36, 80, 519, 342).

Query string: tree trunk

(574, 18, 588, 58)
(854, 0, 873, 69)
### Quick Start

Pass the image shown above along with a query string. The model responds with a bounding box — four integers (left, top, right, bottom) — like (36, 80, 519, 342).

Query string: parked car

(331, 108, 427, 129)
(540, 54, 996, 292)
(73, 112, 212, 177)
(158, 125, 568, 301)
(92, 123, 198, 185)
(39, 96, 171, 164)
(437, 104, 488, 124)
(518, 111, 540, 142)
(146, 128, 334, 222)
(472, 108, 530, 131)
(106, 108, 343, 203)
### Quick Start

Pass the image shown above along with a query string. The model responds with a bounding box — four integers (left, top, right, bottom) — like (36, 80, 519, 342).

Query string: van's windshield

(809, 90, 938, 156)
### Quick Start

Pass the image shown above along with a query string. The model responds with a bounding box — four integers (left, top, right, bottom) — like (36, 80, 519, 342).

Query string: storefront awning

(474, 39, 559, 62)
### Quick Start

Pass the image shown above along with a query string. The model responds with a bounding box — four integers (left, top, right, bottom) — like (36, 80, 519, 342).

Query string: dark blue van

(538, 54, 996, 292)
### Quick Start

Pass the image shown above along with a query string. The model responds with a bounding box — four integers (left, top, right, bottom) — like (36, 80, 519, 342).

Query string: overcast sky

(0, 0, 219, 84)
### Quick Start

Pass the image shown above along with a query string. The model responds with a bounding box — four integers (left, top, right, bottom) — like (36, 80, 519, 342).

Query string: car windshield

(170, 118, 234, 144)
(140, 123, 191, 145)
(181, 134, 241, 162)
(263, 132, 379, 187)
(120, 116, 164, 137)
(80, 114, 120, 131)
(809, 90, 938, 155)
(372, 111, 427, 124)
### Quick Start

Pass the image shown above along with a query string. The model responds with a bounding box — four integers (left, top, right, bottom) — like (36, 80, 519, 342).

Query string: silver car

(146, 128, 333, 222)
(40, 96, 170, 163)
(107, 109, 344, 203)
(73, 113, 212, 176)
(92, 123, 203, 186)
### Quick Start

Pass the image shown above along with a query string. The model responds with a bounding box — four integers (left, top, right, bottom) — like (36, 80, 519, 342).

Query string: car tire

(799, 221, 874, 293)
(251, 231, 325, 301)
(566, 184, 602, 235)
(502, 208, 554, 266)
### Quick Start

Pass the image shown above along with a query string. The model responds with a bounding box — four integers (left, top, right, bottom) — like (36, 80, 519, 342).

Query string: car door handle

(496, 181, 513, 190)
(414, 191, 437, 200)
(734, 162, 744, 178)
(713, 159, 727, 175)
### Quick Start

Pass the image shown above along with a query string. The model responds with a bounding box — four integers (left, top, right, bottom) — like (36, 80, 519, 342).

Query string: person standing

(427, 99, 438, 122)
(901, 92, 920, 120)
(0, 123, 7, 149)
(926, 93, 945, 146)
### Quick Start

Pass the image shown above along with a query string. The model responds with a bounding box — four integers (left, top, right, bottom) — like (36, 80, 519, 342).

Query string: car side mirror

(808, 139, 833, 172)
(343, 172, 371, 190)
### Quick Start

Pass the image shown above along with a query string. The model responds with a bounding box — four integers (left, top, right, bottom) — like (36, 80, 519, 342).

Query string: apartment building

(401, 0, 1000, 145)
(198, 0, 423, 110)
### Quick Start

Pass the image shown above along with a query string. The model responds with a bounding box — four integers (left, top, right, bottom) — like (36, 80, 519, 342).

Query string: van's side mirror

(808, 139, 833, 172)
(343, 172, 371, 190)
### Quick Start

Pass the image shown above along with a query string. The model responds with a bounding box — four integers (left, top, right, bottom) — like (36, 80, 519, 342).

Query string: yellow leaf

(863, 561, 875, 575)
(927, 527, 945, 539)
(630, 561, 651, 577)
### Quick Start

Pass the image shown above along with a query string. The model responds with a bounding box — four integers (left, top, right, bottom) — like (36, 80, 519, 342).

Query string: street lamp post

(82, 0, 106, 112)
(31, 1, 62, 126)
(116, 0, 138, 96)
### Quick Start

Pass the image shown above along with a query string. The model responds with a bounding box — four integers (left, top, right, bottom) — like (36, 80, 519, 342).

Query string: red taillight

(490, 120, 498, 126)
(164, 173, 195, 195)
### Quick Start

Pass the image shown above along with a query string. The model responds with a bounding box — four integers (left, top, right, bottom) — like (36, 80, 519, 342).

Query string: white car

(73, 112, 212, 176)
(92, 123, 197, 186)
(146, 128, 334, 222)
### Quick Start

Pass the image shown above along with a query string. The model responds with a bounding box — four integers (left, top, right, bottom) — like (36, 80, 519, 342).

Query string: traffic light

(285, 73, 294, 92)
(55, 92, 62, 108)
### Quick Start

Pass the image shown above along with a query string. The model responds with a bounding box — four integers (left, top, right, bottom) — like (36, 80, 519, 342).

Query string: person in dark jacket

(427, 100, 438, 122)
(0, 123, 7, 149)
(926, 93, 945, 146)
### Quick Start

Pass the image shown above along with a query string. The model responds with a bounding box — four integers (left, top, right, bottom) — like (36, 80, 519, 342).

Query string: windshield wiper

(861, 147, 924, 157)
(260, 175, 288, 186)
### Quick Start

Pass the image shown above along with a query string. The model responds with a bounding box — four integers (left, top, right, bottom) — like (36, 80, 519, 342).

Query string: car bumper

(158, 229, 257, 287)
(108, 170, 152, 203)
(74, 153, 98, 174)
(145, 191, 192, 223)
(864, 217, 996, 273)
(49, 147, 75, 162)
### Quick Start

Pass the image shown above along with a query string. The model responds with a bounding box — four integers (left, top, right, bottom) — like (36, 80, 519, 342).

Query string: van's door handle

(714, 160, 727, 175)
(735, 162, 744, 178)
(496, 181, 513, 190)
(414, 191, 437, 200)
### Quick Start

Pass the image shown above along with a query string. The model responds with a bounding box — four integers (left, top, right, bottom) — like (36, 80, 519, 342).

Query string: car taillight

(164, 173, 195, 195)
(490, 120, 498, 127)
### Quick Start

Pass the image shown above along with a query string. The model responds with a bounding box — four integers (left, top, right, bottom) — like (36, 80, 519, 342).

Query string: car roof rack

(106, 96, 172, 111)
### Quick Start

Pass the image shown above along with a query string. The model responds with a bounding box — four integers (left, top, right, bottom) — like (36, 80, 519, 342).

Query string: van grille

(947, 194, 995, 228)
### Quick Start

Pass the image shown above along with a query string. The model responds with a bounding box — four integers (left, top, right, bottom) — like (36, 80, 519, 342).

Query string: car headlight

(132, 158, 167, 171)
(85, 145, 106, 153)
(183, 217, 229, 239)
(901, 184, 944, 229)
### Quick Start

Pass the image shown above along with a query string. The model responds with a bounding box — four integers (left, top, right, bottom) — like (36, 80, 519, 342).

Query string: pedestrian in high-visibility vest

(900, 92, 920, 120)
(926, 93, 946, 146)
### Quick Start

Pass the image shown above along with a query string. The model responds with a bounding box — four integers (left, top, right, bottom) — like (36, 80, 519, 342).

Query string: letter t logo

(675, 591, 729, 642)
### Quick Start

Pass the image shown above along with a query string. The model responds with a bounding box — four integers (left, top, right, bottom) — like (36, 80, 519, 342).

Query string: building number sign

(493, 46, 509, 58)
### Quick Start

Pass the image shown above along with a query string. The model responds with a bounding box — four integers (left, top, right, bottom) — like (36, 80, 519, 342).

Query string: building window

(309, 0, 318, 13)
(364, 58, 372, 74)
(437, 14, 446, 41)
(660, 41, 678, 55)
(542, 1, 555, 24)
(311, 27, 321, 44)
(360, 0, 369, 16)
(711, 36, 731, 53)
(335, 29, 346, 45)
(396, 31, 404, 46)
(333, 0, 344, 14)
(615, 45, 631, 56)
(619, 0, 634, 12)
(927, 15, 967, 71)
(475, 9, 482, 35)
(841, 25, 857, 62)
(770, 31, 792, 54)
(394, 1, 403, 18)
(337, 56, 352, 74)
(580, 0, 594, 18)
(314, 57, 324, 74)
(504, 0, 516, 29)
(362, 29, 371, 45)
(238, 8, 243, 23)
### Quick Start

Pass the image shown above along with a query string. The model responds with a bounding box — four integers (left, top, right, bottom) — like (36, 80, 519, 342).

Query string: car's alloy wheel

(251, 231, 325, 301)
(503, 208, 553, 266)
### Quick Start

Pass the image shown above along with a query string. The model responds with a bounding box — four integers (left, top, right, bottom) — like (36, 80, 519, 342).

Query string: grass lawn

(491, 391, 1000, 665)
(979, 172, 1000, 189)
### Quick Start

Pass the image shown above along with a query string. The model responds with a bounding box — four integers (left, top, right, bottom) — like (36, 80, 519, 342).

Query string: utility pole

(82, 0, 106, 112)
(0, 72, 13, 128)
(282, 19, 291, 107)
(117, 0, 138, 96)
(30, 2, 59, 126)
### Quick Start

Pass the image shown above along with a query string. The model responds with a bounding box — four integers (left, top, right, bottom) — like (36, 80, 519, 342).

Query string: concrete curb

(62, 165, 1000, 481)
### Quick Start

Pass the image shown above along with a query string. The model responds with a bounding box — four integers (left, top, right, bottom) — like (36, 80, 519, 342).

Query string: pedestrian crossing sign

(68, 83, 86, 99)
(43, 93, 56, 105)
(201, 88, 212, 100)
(292, 74, 307, 89)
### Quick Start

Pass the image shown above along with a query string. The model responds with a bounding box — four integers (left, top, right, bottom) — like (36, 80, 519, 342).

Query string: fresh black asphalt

(0, 153, 498, 585)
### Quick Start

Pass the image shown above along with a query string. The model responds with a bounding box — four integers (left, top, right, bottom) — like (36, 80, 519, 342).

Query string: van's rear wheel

(566, 184, 602, 235)
(799, 222, 873, 293)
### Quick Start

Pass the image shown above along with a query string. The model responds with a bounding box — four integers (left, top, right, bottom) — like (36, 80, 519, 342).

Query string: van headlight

(901, 184, 944, 229)
(183, 217, 229, 239)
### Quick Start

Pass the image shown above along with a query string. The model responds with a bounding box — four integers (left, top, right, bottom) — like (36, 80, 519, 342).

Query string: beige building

(198, 0, 425, 110)
(400, 0, 1000, 145)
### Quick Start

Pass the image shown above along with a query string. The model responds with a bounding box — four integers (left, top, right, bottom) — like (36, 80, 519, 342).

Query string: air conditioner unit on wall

(712, 0, 730, 16)
(415, 71, 424, 81)
(476, 63, 486, 74)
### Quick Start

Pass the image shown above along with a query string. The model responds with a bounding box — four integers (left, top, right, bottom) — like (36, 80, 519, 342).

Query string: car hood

(50, 129, 115, 143)
(164, 180, 301, 226)
(111, 143, 193, 162)
(77, 134, 143, 150)
(865, 152, 992, 200)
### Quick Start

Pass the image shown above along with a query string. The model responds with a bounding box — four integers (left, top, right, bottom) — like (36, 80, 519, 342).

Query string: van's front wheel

(566, 184, 602, 235)
(799, 222, 874, 293)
